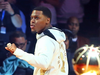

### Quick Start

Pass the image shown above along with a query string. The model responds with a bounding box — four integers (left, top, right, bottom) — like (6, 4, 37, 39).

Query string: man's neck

(44, 24, 52, 31)
(38, 24, 52, 34)
(73, 35, 77, 38)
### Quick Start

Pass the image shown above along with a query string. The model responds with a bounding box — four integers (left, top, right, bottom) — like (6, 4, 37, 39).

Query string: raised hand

(5, 43, 17, 54)
(0, 1, 14, 15)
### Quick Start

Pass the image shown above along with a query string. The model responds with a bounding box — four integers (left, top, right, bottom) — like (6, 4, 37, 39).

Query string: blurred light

(81, 71, 97, 75)
(72, 45, 100, 75)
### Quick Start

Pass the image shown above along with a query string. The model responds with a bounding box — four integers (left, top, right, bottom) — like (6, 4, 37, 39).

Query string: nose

(72, 24, 76, 28)
(31, 18, 35, 23)
(73, 25, 76, 27)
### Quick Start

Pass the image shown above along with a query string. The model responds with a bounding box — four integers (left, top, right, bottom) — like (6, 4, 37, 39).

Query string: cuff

(13, 48, 24, 56)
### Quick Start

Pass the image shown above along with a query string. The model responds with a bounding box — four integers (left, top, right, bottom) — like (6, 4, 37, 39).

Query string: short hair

(61, 29, 74, 39)
(9, 31, 26, 43)
(66, 16, 79, 29)
(33, 6, 51, 21)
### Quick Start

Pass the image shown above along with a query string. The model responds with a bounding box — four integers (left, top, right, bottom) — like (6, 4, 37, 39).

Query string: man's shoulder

(78, 36, 89, 40)
(78, 35, 90, 44)
(10, 4, 20, 14)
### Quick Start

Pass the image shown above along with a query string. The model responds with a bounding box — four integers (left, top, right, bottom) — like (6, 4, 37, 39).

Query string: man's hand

(0, 1, 14, 15)
(5, 43, 17, 54)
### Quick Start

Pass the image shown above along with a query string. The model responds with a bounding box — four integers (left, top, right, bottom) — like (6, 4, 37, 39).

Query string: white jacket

(13, 27, 68, 75)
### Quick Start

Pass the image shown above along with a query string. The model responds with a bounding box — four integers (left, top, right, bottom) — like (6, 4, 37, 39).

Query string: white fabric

(72, 37, 77, 42)
(13, 27, 68, 75)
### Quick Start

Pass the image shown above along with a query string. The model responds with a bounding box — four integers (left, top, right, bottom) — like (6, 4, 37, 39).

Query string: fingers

(0, 1, 10, 10)
(0, 1, 14, 15)
(7, 43, 12, 50)
(5, 43, 12, 52)
(2, 2, 9, 10)
(5, 43, 17, 54)
(0, 2, 7, 9)
(0, 1, 9, 5)
(5, 46, 13, 53)
(5, 47, 9, 50)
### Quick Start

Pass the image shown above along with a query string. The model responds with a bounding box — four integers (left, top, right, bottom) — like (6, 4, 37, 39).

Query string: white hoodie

(13, 27, 68, 75)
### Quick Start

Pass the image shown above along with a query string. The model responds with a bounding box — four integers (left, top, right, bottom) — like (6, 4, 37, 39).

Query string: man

(0, 0, 22, 45)
(57, 0, 90, 29)
(66, 16, 89, 75)
(5, 6, 68, 75)
(8, 31, 27, 55)
(7, 0, 27, 33)
(0, 31, 34, 75)
(67, 16, 89, 49)
(0, 0, 22, 32)
(0, 0, 22, 65)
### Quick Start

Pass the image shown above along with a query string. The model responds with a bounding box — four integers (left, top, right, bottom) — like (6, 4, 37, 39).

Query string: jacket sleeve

(0, 56, 19, 75)
(18, 59, 34, 70)
(13, 36, 55, 70)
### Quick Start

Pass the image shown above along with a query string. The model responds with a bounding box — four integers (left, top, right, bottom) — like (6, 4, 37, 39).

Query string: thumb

(5, 47, 9, 50)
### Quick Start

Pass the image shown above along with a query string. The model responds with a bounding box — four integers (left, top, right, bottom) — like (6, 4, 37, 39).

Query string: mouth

(30, 25, 35, 29)
(72, 29, 76, 31)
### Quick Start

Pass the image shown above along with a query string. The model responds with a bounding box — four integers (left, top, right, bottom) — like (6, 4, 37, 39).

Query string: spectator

(8, 31, 27, 52)
(5, 6, 68, 75)
(66, 16, 90, 75)
(0, 31, 34, 75)
(7, 0, 27, 33)
(67, 16, 90, 49)
(0, 0, 22, 42)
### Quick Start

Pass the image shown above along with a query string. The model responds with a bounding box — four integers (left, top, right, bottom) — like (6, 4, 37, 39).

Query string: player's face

(30, 10, 49, 34)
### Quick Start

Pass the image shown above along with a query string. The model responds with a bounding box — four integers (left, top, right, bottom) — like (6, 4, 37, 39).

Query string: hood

(36, 27, 66, 43)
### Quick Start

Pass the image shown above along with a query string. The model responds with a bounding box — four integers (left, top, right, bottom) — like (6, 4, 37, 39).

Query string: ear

(46, 18, 50, 24)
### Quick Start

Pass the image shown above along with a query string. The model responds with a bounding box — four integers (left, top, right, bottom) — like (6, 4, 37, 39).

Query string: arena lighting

(72, 45, 100, 75)
(81, 71, 97, 75)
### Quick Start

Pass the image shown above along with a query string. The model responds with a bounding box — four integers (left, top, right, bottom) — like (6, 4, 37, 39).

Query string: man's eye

(69, 23, 74, 25)
(31, 17, 33, 20)
(75, 24, 79, 26)
(35, 17, 39, 19)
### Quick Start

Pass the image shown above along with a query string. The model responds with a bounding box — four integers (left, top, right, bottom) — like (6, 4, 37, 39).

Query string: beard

(31, 31, 37, 34)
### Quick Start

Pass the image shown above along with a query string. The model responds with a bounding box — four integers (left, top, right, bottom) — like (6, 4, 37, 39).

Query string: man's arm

(0, 1, 22, 27)
(5, 37, 55, 70)
(10, 14, 22, 28)
(0, 56, 18, 75)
